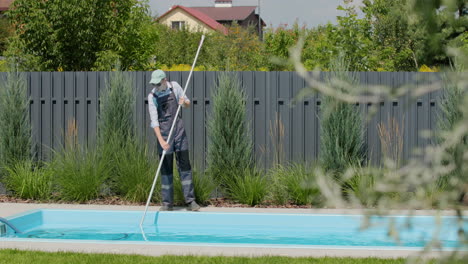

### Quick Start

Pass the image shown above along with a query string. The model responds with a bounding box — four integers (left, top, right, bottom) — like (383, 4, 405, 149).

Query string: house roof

(0, 0, 13, 11)
(157, 5, 228, 34)
(191, 6, 257, 21)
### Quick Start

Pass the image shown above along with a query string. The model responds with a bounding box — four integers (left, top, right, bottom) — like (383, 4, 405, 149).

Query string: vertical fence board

(291, 72, 305, 163)
(74, 72, 86, 146)
(303, 75, 315, 163)
(87, 72, 98, 147)
(52, 72, 64, 149)
(41, 72, 52, 160)
(135, 71, 145, 144)
(30, 72, 42, 160)
(366, 72, 379, 165)
(278, 72, 291, 163)
(192, 71, 205, 170)
(204, 71, 216, 170)
(254, 71, 267, 169)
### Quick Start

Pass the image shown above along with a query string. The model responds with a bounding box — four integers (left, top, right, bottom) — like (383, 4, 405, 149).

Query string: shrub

(207, 73, 253, 187)
(0, 60, 7, 72)
(210, 24, 266, 71)
(153, 25, 208, 69)
(264, 24, 303, 71)
(160, 64, 207, 71)
(92, 51, 121, 71)
(4, 160, 52, 200)
(418, 65, 439, 72)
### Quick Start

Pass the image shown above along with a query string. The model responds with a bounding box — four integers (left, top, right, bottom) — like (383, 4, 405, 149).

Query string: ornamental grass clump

(377, 117, 404, 168)
(51, 120, 108, 202)
(4, 160, 53, 200)
(341, 164, 382, 207)
(269, 163, 323, 206)
(223, 168, 267, 206)
(192, 170, 216, 205)
(112, 137, 158, 203)
(171, 168, 216, 206)
(52, 145, 108, 202)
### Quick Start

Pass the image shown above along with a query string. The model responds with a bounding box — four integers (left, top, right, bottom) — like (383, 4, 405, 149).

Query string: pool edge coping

(2, 202, 467, 216)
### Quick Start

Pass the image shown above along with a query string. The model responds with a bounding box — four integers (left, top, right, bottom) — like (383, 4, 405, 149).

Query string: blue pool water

(1, 209, 467, 249)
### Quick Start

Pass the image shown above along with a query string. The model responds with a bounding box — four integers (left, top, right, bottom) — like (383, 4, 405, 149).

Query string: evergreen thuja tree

(207, 73, 253, 186)
(0, 70, 31, 168)
(437, 70, 467, 188)
(98, 70, 136, 147)
(319, 56, 365, 176)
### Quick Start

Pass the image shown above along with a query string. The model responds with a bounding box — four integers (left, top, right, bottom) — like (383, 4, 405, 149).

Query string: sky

(148, 0, 356, 28)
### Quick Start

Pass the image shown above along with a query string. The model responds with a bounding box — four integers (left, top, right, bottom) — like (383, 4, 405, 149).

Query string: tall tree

(6, 0, 158, 71)
(0, 17, 13, 55)
(370, 0, 468, 67)
(362, 0, 417, 70)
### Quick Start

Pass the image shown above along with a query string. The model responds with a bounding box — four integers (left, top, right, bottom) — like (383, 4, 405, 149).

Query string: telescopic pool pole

(140, 35, 205, 227)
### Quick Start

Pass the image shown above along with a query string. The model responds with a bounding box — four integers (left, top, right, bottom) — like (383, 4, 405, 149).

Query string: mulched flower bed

(2, 195, 466, 208)
(0, 195, 313, 208)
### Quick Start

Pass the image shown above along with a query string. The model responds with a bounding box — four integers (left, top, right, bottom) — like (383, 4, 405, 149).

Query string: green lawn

(0, 249, 412, 264)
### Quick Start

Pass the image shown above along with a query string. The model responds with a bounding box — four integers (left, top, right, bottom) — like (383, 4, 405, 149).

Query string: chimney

(215, 0, 232, 8)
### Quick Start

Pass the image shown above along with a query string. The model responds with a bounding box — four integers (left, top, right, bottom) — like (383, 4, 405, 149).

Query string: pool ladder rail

(0, 217, 22, 235)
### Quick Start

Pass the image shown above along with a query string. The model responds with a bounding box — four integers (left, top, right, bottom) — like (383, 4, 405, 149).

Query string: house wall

(159, 9, 214, 34)
(240, 12, 263, 36)
(241, 12, 257, 27)
(215, 13, 263, 36)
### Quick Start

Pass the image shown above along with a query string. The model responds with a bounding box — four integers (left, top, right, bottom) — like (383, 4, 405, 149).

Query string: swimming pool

(1, 209, 466, 250)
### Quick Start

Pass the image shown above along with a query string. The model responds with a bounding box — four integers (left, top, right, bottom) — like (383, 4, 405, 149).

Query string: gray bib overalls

(153, 85, 195, 206)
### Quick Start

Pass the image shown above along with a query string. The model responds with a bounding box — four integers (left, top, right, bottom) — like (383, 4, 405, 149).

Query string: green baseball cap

(149, 70, 166, 85)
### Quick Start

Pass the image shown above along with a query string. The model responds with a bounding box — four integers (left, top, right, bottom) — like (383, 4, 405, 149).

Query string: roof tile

(191, 6, 257, 21)
(0, 0, 13, 11)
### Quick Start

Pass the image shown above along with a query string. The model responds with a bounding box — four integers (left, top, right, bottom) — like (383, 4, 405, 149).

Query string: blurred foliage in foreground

(291, 0, 468, 262)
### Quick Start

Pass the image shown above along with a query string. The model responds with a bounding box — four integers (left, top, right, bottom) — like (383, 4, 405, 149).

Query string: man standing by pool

(148, 69, 200, 212)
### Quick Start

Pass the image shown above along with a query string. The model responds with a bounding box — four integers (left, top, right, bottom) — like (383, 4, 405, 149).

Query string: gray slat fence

(0, 71, 442, 170)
